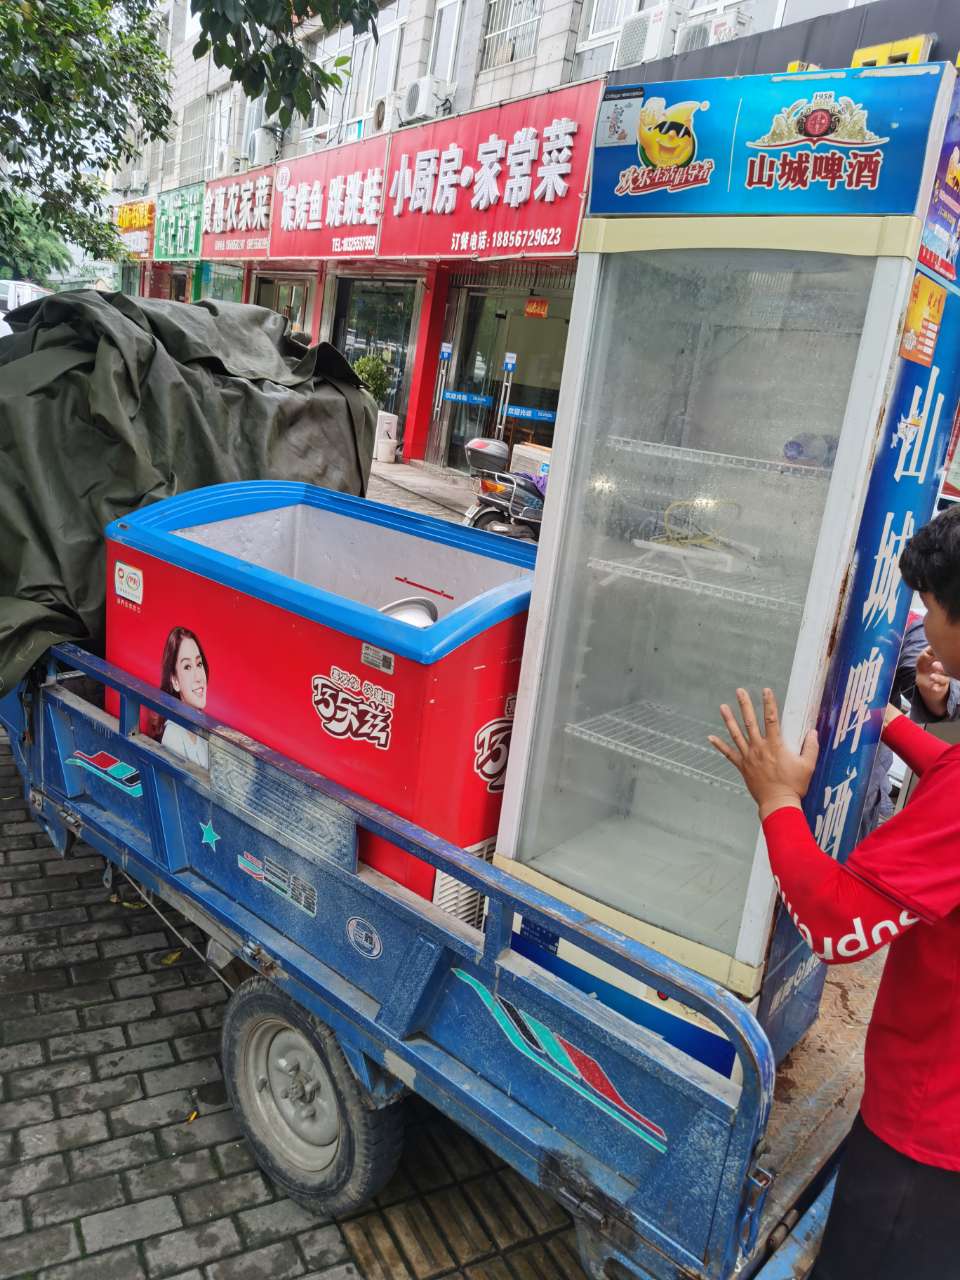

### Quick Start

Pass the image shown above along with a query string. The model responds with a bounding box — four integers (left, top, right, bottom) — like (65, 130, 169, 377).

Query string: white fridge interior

(508, 246, 877, 959)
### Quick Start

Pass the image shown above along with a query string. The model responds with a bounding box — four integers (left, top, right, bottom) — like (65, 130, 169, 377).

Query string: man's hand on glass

(708, 687, 819, 821)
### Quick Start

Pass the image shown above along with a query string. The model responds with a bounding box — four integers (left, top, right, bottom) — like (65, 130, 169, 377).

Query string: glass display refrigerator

(497, 62, 960, 1062)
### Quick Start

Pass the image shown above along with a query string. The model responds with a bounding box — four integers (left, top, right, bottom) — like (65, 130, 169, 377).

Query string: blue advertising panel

(589, 63, 946, 219)
(759, 263, 960, 1056)
(919, 85, 960, 282)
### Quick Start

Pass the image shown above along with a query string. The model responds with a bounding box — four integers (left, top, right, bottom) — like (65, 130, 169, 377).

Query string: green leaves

(0, 0, 380, 259)
(0, 0, 171, 258)
(196, 0, 377, 132)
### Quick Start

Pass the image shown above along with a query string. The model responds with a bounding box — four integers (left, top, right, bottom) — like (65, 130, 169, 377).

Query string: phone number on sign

(450, 226, 566, 252)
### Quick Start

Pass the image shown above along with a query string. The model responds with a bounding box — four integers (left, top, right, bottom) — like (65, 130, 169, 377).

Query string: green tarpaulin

(0, 290, 377, 694)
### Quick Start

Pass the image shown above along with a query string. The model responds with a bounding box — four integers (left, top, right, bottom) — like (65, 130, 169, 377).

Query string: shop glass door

(333, 278, 417, 419)
(255, 276, 312, 336)
(438, 289, 571, 471)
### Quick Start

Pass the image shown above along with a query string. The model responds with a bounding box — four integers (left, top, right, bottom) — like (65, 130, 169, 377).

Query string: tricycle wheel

(222, 976, 405, 1217)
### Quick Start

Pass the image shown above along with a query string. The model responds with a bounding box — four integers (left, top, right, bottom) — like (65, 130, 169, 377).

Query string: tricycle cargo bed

(0, 645, 857, 1280)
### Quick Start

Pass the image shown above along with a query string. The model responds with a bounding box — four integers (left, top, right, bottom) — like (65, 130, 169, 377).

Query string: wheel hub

(245, 1021, 340, 1170)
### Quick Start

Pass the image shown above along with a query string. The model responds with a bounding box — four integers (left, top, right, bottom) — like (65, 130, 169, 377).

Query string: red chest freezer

(105, 482, 535, 905)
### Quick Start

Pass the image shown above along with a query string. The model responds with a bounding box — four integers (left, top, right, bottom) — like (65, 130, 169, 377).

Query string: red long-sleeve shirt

(763, 714, 960, 1169)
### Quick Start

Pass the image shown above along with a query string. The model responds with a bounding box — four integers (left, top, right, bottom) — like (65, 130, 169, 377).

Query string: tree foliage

(0, 195, 72, 286)
(353, 353, 391, 407)
(0, 0, 376, 262)
(0, 0, 172, 259)
(192, 0, 379, 130)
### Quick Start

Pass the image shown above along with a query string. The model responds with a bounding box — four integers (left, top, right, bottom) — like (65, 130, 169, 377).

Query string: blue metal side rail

(0, 644, 777, 1280)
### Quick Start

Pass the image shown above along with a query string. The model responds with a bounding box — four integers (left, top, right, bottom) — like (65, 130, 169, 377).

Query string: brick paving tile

(81, 1194, 182, 1252)
(37, 1243, 146, 1280)
(206, 1239, 304, 1280)
(124, 1149, 218, 1200)
(28, 1172, 126, 1228)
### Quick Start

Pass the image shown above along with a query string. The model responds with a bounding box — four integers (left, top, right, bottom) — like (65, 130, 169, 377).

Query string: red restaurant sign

(201, 164, 275, 260)
(377, 81, 603, 260)
(269, 137, 389, 259)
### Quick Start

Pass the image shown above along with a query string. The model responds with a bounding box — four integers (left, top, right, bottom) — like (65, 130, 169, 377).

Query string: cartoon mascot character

(637, 98, 708, 169)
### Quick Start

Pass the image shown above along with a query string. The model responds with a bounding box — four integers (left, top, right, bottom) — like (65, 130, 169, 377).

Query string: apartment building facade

(110, 0, 959, 469)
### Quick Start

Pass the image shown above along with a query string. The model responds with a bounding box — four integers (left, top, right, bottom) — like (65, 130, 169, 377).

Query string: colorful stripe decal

(68, 750, 143, 797)
(453, 969, 666, 1154)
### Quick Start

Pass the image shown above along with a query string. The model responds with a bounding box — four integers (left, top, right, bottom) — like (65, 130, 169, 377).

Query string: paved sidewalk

(0, 741, 587, 1280)
(367, 462, 474, 522)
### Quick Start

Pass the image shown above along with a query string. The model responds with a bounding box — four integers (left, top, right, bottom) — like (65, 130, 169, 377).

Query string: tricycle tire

(221, 976, 405, 1217)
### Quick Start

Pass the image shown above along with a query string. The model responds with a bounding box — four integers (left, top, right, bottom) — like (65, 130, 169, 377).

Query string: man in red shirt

(708, 506, 960, 1280)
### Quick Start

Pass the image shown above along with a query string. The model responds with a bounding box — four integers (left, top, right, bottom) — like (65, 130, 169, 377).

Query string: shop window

(430, 0, 462, 81)
(480, 0, 542, 72)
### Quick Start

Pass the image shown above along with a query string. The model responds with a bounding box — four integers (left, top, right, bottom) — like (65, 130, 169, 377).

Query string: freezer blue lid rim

(106, 481, 536, 665)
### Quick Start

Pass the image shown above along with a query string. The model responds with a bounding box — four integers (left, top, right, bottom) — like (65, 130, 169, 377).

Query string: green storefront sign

(154, 183, 205, 261)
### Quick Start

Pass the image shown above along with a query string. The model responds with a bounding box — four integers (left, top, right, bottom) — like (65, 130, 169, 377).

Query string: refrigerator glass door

(515, 247, 876, 956)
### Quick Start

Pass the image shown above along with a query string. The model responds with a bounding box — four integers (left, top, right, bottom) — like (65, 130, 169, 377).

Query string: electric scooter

(463, 436, 545, 542)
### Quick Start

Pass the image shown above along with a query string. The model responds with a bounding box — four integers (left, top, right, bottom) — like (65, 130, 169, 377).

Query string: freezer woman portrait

(159, 626, 210, 769)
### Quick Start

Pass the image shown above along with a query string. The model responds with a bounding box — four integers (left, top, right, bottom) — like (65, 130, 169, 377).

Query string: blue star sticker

(199, 820, 220, 851)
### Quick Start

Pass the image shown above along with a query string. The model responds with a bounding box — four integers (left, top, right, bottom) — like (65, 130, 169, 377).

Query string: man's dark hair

(900, 505, 960, 620)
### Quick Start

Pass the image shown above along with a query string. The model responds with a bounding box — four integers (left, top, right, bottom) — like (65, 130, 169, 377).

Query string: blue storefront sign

(505, 405, 556, 422)
(443, 390, 494, 407)
(590, 63, 946, 219)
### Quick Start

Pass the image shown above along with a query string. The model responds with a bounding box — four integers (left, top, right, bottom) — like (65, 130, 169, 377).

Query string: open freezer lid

(106, 481, 535, 664)
(589, 61, 952, 221)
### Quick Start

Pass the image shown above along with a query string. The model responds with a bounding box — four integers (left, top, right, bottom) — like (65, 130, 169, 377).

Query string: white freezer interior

(175, 502, 528, 621)
(515, 248, 876, 956)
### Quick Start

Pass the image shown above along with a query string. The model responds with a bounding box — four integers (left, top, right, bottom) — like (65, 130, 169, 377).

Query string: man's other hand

(916, 646, 950, 718)
(708, 688, 819, 821)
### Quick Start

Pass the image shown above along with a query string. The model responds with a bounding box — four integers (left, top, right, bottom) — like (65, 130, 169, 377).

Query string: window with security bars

(480, 0, 542, 70)
(204, 89, 235, 177)
(178, 96, 206, 185)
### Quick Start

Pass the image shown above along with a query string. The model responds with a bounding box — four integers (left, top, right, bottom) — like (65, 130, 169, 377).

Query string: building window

(586, 0, 631, 39)
(480, 0, 542, 72)
(571, 40, 616, 78)
(178, 96, 206, 185)
(204, 89, 235, 177)
(302, 1, 406, 143)
(345, 35, 375, 123)
(429, 0, 461, 81)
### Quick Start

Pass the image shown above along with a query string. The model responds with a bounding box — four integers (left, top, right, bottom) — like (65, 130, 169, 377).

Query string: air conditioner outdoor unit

(249, 127, 277, 168)
(212, 146, 242, 176)
(128, 168, 147, 191)
(401, 76, 455, 125)
(675, 5, 751, 54)
(709, 5, 752, 43)
(369, 94, 400, 135)
(614, 1, 688, 68)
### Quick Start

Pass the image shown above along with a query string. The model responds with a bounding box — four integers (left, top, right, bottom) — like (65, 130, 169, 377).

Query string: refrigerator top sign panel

(269, 136, 389, 260)
(589, 63, 947, 218)
(378, 81, 604, 260)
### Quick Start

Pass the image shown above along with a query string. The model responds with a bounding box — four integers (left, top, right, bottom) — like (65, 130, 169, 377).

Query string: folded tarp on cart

(0, 290, 377, 693)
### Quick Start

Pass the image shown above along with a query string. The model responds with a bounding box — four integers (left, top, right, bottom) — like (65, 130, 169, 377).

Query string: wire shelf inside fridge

(607, 437, 831, 480)
(565, 699, 742, 793)
(589, 553, 806, 615)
